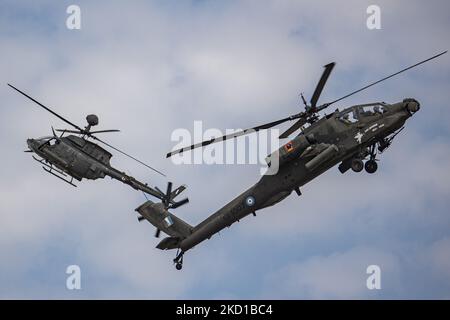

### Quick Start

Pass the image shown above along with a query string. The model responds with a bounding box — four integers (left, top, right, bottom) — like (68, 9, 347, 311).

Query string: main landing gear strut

(174, 250, 184, 270)
(364, 144, 378, 174)
(351, 144, 378, 174)
(343, 129, 404, 175)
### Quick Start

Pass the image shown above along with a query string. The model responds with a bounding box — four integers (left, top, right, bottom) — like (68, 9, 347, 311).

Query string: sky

(0, 0, 450, 299)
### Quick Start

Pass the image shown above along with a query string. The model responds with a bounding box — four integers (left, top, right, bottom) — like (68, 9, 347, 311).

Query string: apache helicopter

(8, 84, 189, 208)
(135, 51, 446, 270)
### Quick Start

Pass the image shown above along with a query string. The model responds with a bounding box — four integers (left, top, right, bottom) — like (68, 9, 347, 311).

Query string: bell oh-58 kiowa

(8, 84, 189, 208)
(135, 51, 447, 270)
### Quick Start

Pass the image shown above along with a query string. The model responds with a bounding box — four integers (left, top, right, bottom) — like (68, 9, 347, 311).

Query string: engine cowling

(265, 134, 311, 168)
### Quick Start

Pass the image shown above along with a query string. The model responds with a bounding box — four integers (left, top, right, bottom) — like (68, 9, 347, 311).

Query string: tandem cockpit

(337, 103, 388, 125)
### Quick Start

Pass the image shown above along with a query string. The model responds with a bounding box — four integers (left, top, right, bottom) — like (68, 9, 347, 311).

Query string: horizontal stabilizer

(156, 237, 181, 250)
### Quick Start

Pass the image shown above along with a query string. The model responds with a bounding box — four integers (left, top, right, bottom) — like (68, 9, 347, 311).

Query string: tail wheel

(351, 158, 364, 172)
(365, 160, 378, 174)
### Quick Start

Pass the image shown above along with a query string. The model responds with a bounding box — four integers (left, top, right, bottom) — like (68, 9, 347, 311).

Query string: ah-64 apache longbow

(135, 51, 446, 270)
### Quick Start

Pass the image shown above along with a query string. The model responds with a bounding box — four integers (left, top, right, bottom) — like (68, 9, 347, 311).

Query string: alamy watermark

(366, 264, 381, 290)
(366, 5, 381, 30)
(66, 264, 81, 290)
(66, 5, 81, 30)
(169, 121, 282, 175)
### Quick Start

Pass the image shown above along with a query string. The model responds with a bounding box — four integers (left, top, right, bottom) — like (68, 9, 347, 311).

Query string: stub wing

(302, 143, 339, 171)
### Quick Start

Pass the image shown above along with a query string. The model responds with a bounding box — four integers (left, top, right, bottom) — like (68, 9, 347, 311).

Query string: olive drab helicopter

(8, 84, 189, 208)
(134, 51, 446, 270)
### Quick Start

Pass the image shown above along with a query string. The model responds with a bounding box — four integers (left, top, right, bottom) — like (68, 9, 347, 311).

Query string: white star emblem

(354, 131, 364, 144)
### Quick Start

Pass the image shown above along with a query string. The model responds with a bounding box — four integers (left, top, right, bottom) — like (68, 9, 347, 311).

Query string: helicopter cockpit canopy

(36, 136, 54, 142)
(338, 103, 388, 125)
(35, 136, 59, 146)
(338, 109, 359, 124)
(356, 103, 387, 118)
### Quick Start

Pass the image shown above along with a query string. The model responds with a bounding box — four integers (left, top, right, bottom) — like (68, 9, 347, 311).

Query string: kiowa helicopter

(8, 84, 189, 207)
(135, 51, 446, 270)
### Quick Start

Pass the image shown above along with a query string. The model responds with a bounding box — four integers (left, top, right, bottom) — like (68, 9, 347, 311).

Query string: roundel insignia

(245, 196, 256, 207)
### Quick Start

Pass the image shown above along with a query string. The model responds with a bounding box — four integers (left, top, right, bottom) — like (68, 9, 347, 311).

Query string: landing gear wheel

(351, 158, 364, 172)
(175, 263, 183, 270)
(365, 160, 378, 174)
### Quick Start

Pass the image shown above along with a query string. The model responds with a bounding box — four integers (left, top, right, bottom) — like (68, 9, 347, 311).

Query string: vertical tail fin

(135, 200, 193, 250)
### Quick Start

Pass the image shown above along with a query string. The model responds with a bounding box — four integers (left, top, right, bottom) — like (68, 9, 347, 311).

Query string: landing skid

(33, 156, 77, 187)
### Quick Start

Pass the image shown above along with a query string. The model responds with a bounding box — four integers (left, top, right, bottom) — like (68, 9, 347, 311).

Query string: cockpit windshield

(338, 109, 358, 124)
(35, 136, 58, 146)
(338, 103, 386, 124)
(358, 104, 386, 118)
(36, 136, 53, 143)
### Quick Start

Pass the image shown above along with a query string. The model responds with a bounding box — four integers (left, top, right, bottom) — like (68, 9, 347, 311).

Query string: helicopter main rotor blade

(91, 135, 166, 177)
(56, 129, 121, 134)
(279, 117, 308, 139)
(7, 84, 84, 132)
(321, 50, 448, 109)
(55, 129, 84, 134)
(310, 62, 336, 109)
(89, 129, 120, 134)
(166, 115, 300, 158)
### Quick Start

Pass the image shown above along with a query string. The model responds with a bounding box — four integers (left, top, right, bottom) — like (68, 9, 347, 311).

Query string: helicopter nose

(404, 98, 420, 113)
(26, 138, 36, 150)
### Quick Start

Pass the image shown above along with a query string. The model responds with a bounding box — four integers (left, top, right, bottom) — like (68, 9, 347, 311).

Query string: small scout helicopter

(135, 51, 446, 270)
(9, 84, 188, 207)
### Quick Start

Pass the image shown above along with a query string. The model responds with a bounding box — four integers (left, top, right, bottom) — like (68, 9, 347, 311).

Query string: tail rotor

(138, 181, 189, 238)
